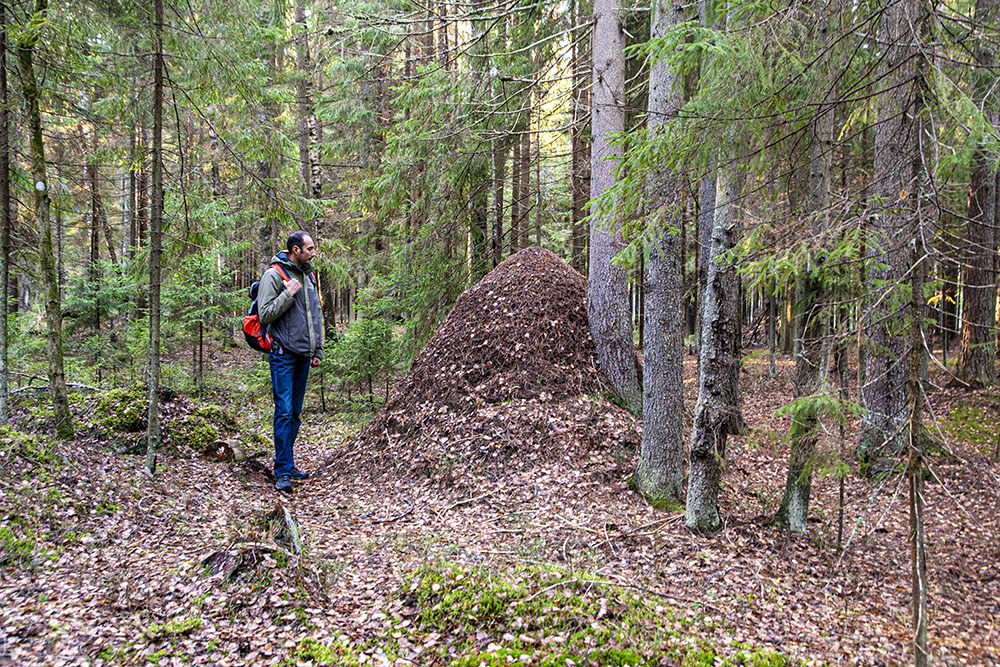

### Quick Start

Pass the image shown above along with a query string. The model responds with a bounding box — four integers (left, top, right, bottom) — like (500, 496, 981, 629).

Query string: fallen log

(11, 382, 100, 397)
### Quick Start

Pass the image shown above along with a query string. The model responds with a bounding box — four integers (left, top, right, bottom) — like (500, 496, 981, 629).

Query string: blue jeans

(268, 349, 311, 477)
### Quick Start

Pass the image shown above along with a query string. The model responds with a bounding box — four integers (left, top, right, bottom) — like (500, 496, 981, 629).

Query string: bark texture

(686, 164, 743, 532)
(588, 0, 642, 416)
(635, 0, 685, 505)
(957, 0, 999, 387)
(859, 0, 921, 462)
(0, 1, 8, 423)
(570, 0, 591, 275)
(18, 0, 73, 440)
(146, 0, 164, 474)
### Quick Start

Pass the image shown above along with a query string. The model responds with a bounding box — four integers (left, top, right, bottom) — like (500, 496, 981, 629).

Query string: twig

(442, 489, 497, 513)
(10, 382, 100, 397)
(371, 508, 414, 524)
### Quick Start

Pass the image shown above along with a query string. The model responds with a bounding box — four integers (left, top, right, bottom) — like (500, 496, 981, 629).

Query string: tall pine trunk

(511, 131, 521, 253)
(0, 1, 8, 423)
(588, 0, 642, 416)
(957, 0, 999, 387)
(146, 0, 164, 475)
(634, 0, 685, 505)
(18, 0, 72, 440)
(859, 0, 922, 462)
(570, 0, 590, 274)
(519, 131, 530, 249)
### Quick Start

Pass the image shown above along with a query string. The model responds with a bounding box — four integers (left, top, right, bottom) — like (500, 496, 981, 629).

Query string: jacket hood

(270, 252, 313, 274)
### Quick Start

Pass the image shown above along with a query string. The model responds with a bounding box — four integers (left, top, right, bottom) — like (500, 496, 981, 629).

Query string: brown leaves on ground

(1, 250, 998, 665)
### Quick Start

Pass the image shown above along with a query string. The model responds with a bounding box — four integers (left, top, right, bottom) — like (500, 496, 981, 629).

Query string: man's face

(290, 235, 316, 267)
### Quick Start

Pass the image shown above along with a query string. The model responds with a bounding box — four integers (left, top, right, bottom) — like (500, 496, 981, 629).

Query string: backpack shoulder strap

(271, 263, 291, 282)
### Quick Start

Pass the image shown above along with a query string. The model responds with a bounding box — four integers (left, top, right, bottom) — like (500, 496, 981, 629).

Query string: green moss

(390, 562, 811, 667)
(96, 386, 148, 433)
(174, 415, 219, 450)
(194, 404, 238, 429)
(286, 637, 359, 666)
(453, 648, 641, 666)
(942, 402, 996, 448)
(0, 425, 64, 468)
(0, 522, 37, 565)
(94, 499, 121, 515)
(147, 615, 202, 636)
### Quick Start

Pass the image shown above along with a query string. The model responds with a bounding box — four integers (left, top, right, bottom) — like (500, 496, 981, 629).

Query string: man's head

(287, 231, 316, 267)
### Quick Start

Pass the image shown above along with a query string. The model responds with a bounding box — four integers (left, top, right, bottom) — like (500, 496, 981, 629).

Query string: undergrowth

(285, 561, 812, 666)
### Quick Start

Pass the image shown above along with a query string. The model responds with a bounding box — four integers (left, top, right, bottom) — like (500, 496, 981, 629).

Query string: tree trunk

(859, 0, 922, 462)
(534, 106, 542, 246)
(571, 0, 591, 274)
(146, 0, 165, 475)
(957, 0, 999, 387)
(295, 0, 312, 205)
(19, 0, 73, 440)
(775, 2, 836, 534)
(257, 9, 283, 273)
(521, 130, 531, 250)
(511, 131, 521, 253)
(908, 227, 929, 667)
(588, 0, 642, 416)
(686, 158, 743, 532)
(0, 1, 8, 423)
(137, 123, 148, 254)
(634, 0, 686, 505)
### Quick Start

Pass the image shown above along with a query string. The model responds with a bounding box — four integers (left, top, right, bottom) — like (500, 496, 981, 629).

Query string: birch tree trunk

(634, 0, 685, 505)
(146, 0, 164, 475)
(18, 0, 73, 440)
(589, 0, 642, 416)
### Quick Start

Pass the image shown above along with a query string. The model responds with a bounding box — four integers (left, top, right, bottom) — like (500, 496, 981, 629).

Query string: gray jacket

(258, 252, 324, 359)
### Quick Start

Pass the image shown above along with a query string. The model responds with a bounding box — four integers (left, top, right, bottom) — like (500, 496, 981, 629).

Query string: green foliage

(288, 637, 360, 666)
(0, 425, 64, 468)
(284, 561, 808, 666)
(0, 521, 38, 567)
(95, 386, 148, 434)
(146, 615, 203, 637)
(330, 317, 396, 403)
(942, 401, 998, 448)
(774, 394, 864, 431)
(171, 415, 219, 451)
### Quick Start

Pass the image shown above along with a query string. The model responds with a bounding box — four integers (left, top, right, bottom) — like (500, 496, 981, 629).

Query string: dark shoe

(275, 474, 292, 492)
(290, 467, 309, 480)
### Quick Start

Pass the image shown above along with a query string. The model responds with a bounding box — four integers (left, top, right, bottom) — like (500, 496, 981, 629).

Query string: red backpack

(242, 264, 291, 353)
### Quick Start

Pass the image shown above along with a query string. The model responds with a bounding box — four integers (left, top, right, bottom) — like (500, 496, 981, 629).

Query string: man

(258, 231, 324, 492)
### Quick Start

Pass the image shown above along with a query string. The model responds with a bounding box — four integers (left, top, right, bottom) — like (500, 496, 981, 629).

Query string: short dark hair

(287, 230, 312, 252)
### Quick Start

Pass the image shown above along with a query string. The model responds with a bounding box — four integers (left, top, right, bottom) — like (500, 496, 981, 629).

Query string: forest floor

(1, 349, 998, 667)
(1, 250, 998, 667)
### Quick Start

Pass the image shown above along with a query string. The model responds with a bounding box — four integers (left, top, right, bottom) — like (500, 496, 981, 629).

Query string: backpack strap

(271, 263, 291, 282)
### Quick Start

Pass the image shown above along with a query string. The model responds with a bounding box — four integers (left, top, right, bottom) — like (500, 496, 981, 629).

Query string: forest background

(2, 0, 1000, 664)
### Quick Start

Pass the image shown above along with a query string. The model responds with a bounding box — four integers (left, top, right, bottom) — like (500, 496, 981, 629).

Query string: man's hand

(311, 357, 321, 368)
(283, 278, 302, 296)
